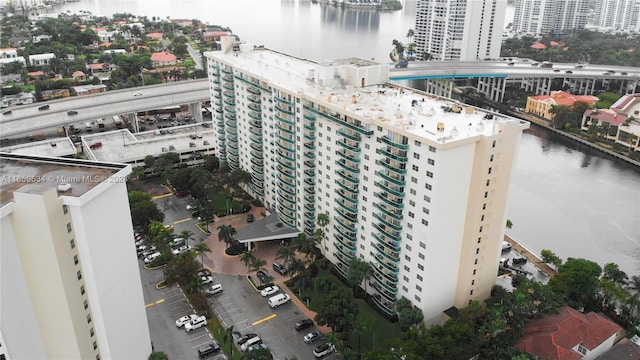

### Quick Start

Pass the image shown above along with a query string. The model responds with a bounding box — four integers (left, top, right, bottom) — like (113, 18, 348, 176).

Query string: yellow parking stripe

(252, 314, 277, 326)
(145, 299, 165, 308)
(152, 193, 173, 200)
(174, 218, 192, 224)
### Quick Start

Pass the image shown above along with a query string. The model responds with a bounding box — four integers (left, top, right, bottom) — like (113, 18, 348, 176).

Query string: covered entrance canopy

(235, 212, 299, 250)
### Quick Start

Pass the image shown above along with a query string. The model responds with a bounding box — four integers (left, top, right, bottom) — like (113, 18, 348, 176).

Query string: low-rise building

(151, 52, 177, 66)
(1, 92, 36, 107)
(515, 306, 623, 360)
(526, 90, 599, 120)
(71, 84, 108, 96)
(28, 53, 56, 67)
(581, 93, 640, 152)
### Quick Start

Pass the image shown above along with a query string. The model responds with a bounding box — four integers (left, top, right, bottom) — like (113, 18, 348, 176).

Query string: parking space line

(187, 332, 211, 342)
(167, 298, 188, 306)
(192, 339, 214, 349)
(252, 314, 276, 326)
(170, 303, 191, 311)
(145, 299, 165, 308)
(160, 288, 181, 295)
(174, 218, 192, 224)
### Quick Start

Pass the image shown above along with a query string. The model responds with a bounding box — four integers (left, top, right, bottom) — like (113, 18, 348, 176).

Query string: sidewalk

(504, 234, 557, 277)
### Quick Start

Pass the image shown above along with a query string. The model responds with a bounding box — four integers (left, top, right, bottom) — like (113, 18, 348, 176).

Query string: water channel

(43, 0, 640, 275)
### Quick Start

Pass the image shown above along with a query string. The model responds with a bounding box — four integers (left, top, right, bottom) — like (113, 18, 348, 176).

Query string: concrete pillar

(189, 102, 203, 124)
(130, 112, 139, 133)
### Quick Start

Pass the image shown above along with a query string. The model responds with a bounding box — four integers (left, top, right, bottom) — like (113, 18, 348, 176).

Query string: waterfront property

(204, 37, 529, 324)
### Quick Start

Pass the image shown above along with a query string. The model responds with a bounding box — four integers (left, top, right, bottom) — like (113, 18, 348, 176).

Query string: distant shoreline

(313, 0, 402, 11)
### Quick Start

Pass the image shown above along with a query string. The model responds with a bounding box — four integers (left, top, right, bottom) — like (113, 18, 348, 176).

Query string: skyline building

(0, 153, 151, 359)
(413, 0, 507, 61)
(204, 38, 529, 323)
(593, 0, 640, 33)
(512, 0, 590, 36)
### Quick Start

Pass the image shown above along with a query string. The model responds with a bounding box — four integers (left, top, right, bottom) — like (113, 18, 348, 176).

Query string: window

(404, 265, 410, 272)
(417, 264, 424, 270)
(428, 158, 435, 165)
(90, 328, 95, 337)
(416, 285, 422, 292)
(481, 215, 485, 221)
(407, 234, 413, 240)
(74, 255, 79, 265)
(63, 205, 68, 214)
(492, 140, 496, 148)
(84, 300, 88, 309)
(488, 167, 492, 174)
(403, 275, 409, 282)
(410, 189, 416, 195)
(364, 154, 369, 160)
(406, 244, 412, 251)
(474, 259, 478, 265)
(426, 171, 433, 178)
(415, 140, 421, 146)
(413, 153, 420, 159)
(421, 219, 428, 226)
(418, 253, 425, 260)
(77, 270, 82, 280)
(477, 237, 482, 244)
(577, 345, 587, 355)
(423, 207, 429, 214)
(470, 290, 474, 296)
(479, 226, 483, 232)
(365, 144, 370, 149)
(411, 177, 417, 183)
(80, 285, 85, 295)
(425, 184, 432, 190)
(484, 192, 488, 199)
(412, 164, 419, 171)
(473, 269, 477, 275)
(475, 248, 480, 254)
(93, 341, 97, 350)
(490, 154, 494, 162)
(408, 212, 414, 218)
(428, 145, 436, 152)
(486, 179, 490, 186)
(407, 223, 413, 229)
(419, 242, 426, 249)
(67, 223, 72, 233)
(424, 195, 431, 203)
(482, 203, 486, 210)
(402, 286, 408, 292)
(409, 200, 415, 206)
(417, 274, 423, 281)
(405, 255, 411, 261)
(415, 295, 421, 302)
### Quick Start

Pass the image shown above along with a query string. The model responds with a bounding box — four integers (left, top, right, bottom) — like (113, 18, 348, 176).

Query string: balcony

(303, 105, 373, 136)
(335, 242, 355, 258)
(248, 111, 261, 121)
(277, 158, 296, 172)
(378, 147, 408, 162)
(372, 279, 398, 302)
(336, 188, 358, 203)
(336, 169, 359, 183)
(304, 202, 315, 213)
(336, 149, 360, 163)
(223, 82, 234, 91)
(304, 218, 316, 229)
(304, 161, 315, 169)
(304, 177, 315, 187)
(374, 213, 402, 231)
(372, 260, 399, 283)
(303, 133, 316, 142)
(249, 135, 263, 145)
(372, 295, 396, 316)
(247, 94, 261, 104)
(374, 181, 405, 199)
(303, 114, 316, 121)
(250, 142, 263, 153)
(374, 202, 403, 221)
(334, 234, 356, 252)
(277, 173, 295, 187)
(335, 263, 350, 279)
(225, 119, 237, 129)
(304, 211, 315, 221)
(304, 169, 315, 178)
(223, 90, 235, 98)
(304, 142, 315, 150)
(336, 139, 360, 152)
(251, 164, 264, 175)
(278, 207, 296, 223)
(275, 113, 295, 126)
(275, 96, 295, 107)
(373, 253, 399, 274)
(304, 122, 316, 132)
(333, 224, 357, 242)
(375, 170, 405, 187)
(338, 128, 361, 142)
(276, 139, 296, 153)
(374, 191, 403, 208)
(247, 87, 260, 96)
(335, 179, 359, 195)
(373, 241, 400, 262)
(336, 199, 358, 215)
(336, 158, 359, 173)
(249, 127, 262, 137)
(374, 223, 400, 240)
(276, 133, 296, 145)
(279, 197, 296, 213)
(377, 159, 407, 175)
(304, 185, 315, 196)
(276, 123, 295, 135)
(250, 157, 264, 167)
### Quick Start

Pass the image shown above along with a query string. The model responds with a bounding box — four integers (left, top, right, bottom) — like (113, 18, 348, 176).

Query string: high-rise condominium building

(593, 0, 640, 33)
(0, 153, 151, 359)
(512, 0, 590, 36)
(204, 38, 529, 323)
(414, 0, 506, 61)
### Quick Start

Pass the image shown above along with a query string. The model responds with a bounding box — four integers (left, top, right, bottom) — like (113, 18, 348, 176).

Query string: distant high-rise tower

(593, 0, 640, 33)
(513, 0, 590, 36)
(414, 0, 507, 61)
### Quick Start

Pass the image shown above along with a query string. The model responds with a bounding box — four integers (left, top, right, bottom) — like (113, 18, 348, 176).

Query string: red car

(89, 142, 102, 149)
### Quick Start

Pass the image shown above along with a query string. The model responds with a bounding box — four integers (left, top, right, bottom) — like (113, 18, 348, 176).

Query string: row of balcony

(374, 181, 405, 200)
(374, 212, 405, 232)
(372, 276, 398, 299)
(374, 191, 404, 208)
(303, 105, 374, 136)
(336, 149, 360, 164)
(374, 222, 401, 241)
(372, 294, 396, 316)
(376, 158, 407, 175)
(377, 147, 408, 162)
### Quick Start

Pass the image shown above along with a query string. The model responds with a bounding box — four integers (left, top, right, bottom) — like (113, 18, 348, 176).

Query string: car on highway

(185, 315, 207, 332)
(295, 318, 314, 331)
(176, 314, 198, 328)
(304, 331, 322, 344)
(313, 342, 335, 358)
(260, 285, 279, 297)
(67, 110, 78, 115)
(38, 104, 50, 111)
(197, 341, 221, 358)
(236, 333, 258, 346)
(133, 92, 143, 96)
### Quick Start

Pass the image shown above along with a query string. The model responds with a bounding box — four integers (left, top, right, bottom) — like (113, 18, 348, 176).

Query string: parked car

(246, 343, 269, 352)
(202, 275, 214, 285)
(260, 285, 279, 297)
(89, 142, 102, 149)
(205, 283, 223, 296)
(172, 245, 192, 255)
(512, 256, 528, 265)
(236, 333, 258, 346)
(198, 269, 212, 277)
(304, 331, 322, 344)
(144, 251, 161, 264)
(133, 92, 143, 96)
(247, 213, 255, 223)
(295, 319, 314, 331)
(185, 316, 207, 332)
(256, 270, 268, 283)
(197, 341, 221, 358)
(272, 261, 288, 275)
(176, 314, 198, 328)
(502, 241, 512, 251)
(313, 343, 335, 358)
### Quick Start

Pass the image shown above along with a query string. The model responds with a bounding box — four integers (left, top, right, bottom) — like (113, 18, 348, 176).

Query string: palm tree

(348, 258, 372, 298)
(287, 257, 307, 281)
(275, 245, 295, 267)
(180, 230, 195, 249)
(194, 242, 211, 268)
(131, 166, 145, 188)
(625, 275, 640, 316)
(316, 213, 330, 266)
(406, 29, 415, 44)
(294, 233, 318, 261)
(217, 224, 236, 248)
(249, 258, 267, 279)
(240, 251, 256, 273)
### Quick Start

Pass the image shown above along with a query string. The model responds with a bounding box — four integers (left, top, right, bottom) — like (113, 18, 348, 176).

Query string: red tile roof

(531, 42, 547, 49)
(516, 307, 622, 360)
(72, 70, 85, 77)
(584, 109, 628, 126)
(151, 52, 177, 62)
(88, 63, 105, 70)
(27, 71, 44, 77)
(146, 32, 164, 40)
(612, 93, 640, 113)
(531, 91, 599, 107)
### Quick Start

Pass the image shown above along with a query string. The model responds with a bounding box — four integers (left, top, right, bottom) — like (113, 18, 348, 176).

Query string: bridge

(1, 60, 638, 139)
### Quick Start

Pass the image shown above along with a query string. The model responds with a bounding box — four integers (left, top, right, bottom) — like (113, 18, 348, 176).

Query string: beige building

(0, 153, 151, 359)
(205, 39, 530, 324)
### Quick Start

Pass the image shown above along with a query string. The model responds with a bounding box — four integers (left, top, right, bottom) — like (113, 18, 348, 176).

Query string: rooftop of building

(0, 153, 128, 207)
(81, 123, 215, 164)
(0, 137, 77, 158)
(207, 45, 526, 144)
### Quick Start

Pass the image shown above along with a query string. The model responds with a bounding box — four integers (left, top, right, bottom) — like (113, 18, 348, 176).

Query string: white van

(96, 118, 104, 128)
(240, 336, 262, 352)
(267, 293, 291, 308)
(85, 122, 93, 132)
(205, 283, 223, 296)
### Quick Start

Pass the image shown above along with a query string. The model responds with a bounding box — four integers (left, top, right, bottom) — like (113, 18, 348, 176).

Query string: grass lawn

(292, 268, 401, 354)
(206, 317, 241, 360)
(210, 190, 243, 215)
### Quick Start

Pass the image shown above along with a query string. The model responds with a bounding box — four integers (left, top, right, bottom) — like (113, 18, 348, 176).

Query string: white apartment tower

(513, 0, 590, 36)
(204, 40, 529, 324)
(414, 0, 507, 61)
(593, 0, 640, 33)
(0, 154, 151, 359)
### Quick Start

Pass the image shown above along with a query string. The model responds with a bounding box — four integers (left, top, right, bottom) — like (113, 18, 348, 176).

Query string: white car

(143, 251, 161, 264)
(202, 275, 214, 285)
(304, 331, 322, 344)
(175, 314, 198, 328)
(133, 92, 143, 96)
(313, 343, 335, 358)
(172, 245, 192, 255)
(260, 285, 280, 297)
(185, 315, 207, 332)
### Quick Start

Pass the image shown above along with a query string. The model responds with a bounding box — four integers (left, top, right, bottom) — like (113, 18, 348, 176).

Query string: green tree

(275, 245, 295, 267)
(240, 251, 256, 273)
(602, 263, 628, 285)
(314, 288, 359, 333)
(396, 297, 424, 330)
(179, 230, 195, 249)
(164, 251, 200, 292)
(130, 199, 164, 232)
(148, 351, 168, 360)
(249, 258, 267, 281)
(194, 242, 211, 268)
(625, 275, 640, 316)
(217, 224, 236, 248)
(294, 232, 318, 261)
(540, 249, 563, 268)
(347, 258, 372, 298)
(316, 213, 330, 266)
(287, 257, 307, 282)
(549, 258, 602, 310)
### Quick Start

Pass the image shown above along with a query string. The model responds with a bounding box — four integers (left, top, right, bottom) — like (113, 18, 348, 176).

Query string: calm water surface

(46, 0, 640, 274)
